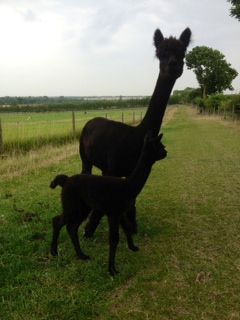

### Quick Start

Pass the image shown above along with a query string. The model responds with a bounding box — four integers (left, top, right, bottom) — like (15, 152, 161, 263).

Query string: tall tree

(228, 0, 240, 21)
(186, 46, 238, 98)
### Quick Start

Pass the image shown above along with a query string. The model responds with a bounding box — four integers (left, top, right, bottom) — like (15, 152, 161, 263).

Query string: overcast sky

(0, 0, 239, 96)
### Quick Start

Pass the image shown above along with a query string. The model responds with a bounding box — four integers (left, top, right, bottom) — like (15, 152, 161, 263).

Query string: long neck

(126, 151, 154, 199)
(138, 72, 176, 133)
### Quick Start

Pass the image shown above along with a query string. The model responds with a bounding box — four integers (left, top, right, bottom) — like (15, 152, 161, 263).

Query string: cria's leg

(66, 222, 90, 260)
(120, 215, 139, 252)
(108, 214, 120, 276)
(84, 210, 104, 238)
(51, 214, 65, 256)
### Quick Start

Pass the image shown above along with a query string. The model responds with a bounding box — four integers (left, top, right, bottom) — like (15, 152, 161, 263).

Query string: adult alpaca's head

(154, 27, 191, 79)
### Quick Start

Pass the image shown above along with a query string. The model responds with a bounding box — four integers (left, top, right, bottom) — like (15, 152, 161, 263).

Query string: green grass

(0, 106, 240, 319)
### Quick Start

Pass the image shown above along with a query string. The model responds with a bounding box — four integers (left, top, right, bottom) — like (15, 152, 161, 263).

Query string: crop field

(0, 106, 240, 319)
(0, 108, 146, 154)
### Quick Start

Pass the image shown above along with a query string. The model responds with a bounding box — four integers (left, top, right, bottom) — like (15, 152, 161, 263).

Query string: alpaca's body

(81, 118, 143, 177)
(59, 174, 131, 213)
(50, 133, 167, 275)
(79, 27, 191, 237)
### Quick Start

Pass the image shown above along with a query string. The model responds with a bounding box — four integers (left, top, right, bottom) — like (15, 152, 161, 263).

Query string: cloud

(18, 8, 37, 22)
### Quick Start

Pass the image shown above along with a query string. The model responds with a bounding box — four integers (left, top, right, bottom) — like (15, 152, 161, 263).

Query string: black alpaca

(80, 27, 191, 237)
(50, 133, 167, 276)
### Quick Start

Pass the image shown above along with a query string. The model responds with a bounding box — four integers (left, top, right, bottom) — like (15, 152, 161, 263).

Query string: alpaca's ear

(153, 133, 163, 144)
(154, 29, 164, 48)
(179, 27, 191, 48)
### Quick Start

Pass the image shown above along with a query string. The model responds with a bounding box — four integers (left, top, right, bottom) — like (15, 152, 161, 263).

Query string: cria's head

(143, 131, 167, 162)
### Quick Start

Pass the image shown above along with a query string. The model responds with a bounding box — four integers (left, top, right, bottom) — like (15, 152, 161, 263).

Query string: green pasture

(0, 108, 145, 153)
(0, 108, 145, 140)
(0, 107, 239, 319)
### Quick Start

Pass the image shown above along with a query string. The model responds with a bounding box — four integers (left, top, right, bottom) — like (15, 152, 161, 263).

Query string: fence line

(197, 105, 240, 121)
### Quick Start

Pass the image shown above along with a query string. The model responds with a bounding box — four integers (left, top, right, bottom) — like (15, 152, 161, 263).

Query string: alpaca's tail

(50, 175, 69, 189)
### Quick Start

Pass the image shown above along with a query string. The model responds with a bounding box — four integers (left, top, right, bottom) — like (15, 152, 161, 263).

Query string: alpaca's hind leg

(51, 214, 65, 256)
(126, 200, 138, 234)
(81, 160, 92, 174)
(120, 215, 139, 252)
(108, 214, 120, 276)
(84, 210, 104, 238)
(66, 221, 90, 260)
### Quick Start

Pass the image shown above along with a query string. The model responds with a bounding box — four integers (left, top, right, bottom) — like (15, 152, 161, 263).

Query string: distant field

(0, 108, 146, 153)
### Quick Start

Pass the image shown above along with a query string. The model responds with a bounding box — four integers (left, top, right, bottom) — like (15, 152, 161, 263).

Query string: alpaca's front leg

(84, 210, 104, 238)
(126, 200, 138, 234)
(108, 214, 120, 276)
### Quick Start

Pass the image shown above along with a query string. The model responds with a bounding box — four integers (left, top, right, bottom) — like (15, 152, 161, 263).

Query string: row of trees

(0, 98, 150, 113)
(0, 96, 138, 106)
(169, 87, 240, 118)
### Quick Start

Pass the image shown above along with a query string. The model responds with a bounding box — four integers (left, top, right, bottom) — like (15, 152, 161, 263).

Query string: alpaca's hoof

(83, 231, 94, 239)
(129, 245, 139, 252)
(77, 253, 90, 260)
(84, 226, 95, 238)
(109, 266, 119, 277)
(50, 248, 58, 256)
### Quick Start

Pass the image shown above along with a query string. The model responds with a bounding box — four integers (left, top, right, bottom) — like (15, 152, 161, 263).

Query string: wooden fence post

(122, 112, 124, 123)
(105, 113, 108, 119)
(0, 118, 3, 154)
(72, 111, 76, 138)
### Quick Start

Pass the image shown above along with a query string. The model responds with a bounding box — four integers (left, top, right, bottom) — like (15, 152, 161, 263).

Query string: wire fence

(197, 105, 240, 121)
(0, 109, 145, 155)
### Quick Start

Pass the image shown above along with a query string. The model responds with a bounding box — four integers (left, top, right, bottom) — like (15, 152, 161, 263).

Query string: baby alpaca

(50, 132, 167, 276)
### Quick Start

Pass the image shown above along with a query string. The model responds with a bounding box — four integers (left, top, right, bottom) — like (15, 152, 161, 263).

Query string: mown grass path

(0, 106, 239, 319)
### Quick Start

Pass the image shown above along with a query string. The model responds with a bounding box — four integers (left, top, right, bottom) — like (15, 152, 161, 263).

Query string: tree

(186, 46, 238, 98)
(171, 87, 201, 104)
(228, 0, 240, 21)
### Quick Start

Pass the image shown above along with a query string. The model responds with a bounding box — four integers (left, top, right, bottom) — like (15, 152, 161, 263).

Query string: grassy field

(0, 106, 239, 319)
(0, 108, 145, 154)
